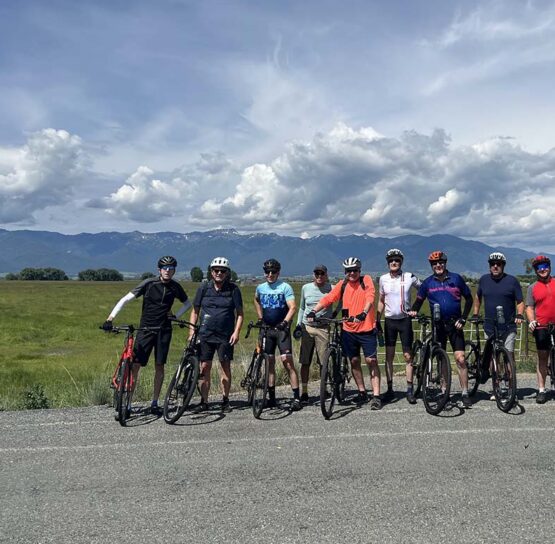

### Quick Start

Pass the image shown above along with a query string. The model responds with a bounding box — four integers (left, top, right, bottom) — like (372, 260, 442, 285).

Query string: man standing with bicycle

(308, 257, 382, 409)
(254, 258, 302, 411)
(473, 252, 524, 397)
(376, 249, 421, 404)
(189, 257, 243, 413)
(525, 255, 555, 404)
(294, 264, 333, 404)
(103, 256, 190, 416)
(409, 251, 473, 408)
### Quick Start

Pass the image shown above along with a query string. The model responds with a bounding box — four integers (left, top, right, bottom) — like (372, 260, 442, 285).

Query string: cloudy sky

(1, 0, 555, 250)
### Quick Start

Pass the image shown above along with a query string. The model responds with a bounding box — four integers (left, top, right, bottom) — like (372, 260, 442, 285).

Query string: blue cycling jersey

(256, 280, 295, 326)
(416, 272, 471, 321)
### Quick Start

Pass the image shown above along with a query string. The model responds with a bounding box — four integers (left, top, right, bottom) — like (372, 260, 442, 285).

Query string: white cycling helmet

(488, 252, 506, 263)
(342, 257, 361, 269)
(386, 248, 404, 261)
(210, 257, 230, 269)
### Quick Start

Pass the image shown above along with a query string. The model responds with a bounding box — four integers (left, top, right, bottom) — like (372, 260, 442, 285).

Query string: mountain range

(0, 228, 547, 278)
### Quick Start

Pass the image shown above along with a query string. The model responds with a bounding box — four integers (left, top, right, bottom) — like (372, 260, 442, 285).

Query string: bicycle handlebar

(245, 320, 278, 339)
(313, 316, 353, 325)
(99, 324, 161, 334)
(168, 316, 198, 330)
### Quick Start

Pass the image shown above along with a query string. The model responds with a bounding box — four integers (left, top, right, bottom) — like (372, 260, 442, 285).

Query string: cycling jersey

(318, 275, 376, 333)
(526, 278, 555, 327)
(414, 271, 472, 321)
(130, 277, 188, 327)
(297, 281, 333, 326)
(379, 271, 420, 319)
(477, 273, 523, 335)
(256, 280, 295, 326)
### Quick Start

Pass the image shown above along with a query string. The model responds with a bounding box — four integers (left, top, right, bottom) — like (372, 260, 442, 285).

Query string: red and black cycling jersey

(525, 278, 555, 327)
(131, 277, 188, 327)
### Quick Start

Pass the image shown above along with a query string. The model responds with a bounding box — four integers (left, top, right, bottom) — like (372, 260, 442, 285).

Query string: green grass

(0, 280, 538, 410)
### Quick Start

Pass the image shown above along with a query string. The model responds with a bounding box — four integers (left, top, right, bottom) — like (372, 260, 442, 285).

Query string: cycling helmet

(532, 255, 551, 269)
(263, 258, 281, 272)
(210, 257, 230, 270)
(343, 257, 361, 269)
(386, 248, 404, 262)
(428, 251, 447, 263)
(488, 252, 506, 263)
(158, 255, 177, 268)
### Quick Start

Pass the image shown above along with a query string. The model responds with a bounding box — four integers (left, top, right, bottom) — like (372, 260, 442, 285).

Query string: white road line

(0, 426, 553, 454)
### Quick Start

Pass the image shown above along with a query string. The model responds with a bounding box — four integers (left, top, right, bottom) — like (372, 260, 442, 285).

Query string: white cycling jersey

(379, 271, 421, 319)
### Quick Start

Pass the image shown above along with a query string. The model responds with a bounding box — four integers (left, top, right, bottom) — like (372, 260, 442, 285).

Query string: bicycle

(241, 321, 273, 419)
(313, 316, 351, 420)
(102, 324, 160, 426)
(465, 312, 518, 412)
(162, 318, 200, 424)
(410, 304, 452, 415)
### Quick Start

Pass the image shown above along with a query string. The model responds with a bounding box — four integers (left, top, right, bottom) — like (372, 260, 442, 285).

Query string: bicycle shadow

(169, 408, 226, 426)
(123, 407, 168, 427)
(429, 399, 464, 418)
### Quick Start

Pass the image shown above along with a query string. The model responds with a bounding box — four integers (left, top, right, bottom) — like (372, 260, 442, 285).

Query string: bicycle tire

(411, 340, 424, 397)
(550, 346, 555, 389)
(335, 355, 347, 404)
(423, 347, 451, 416)
(112, 359, 124, 411)
(163, 353, 200, 424)
(117, 358, 133, 426)
(464, 341, 480, 397)
(245, 350, 258, 406)
(320, 348, 337, 419)
(252, 353, 269, 419)
(491, 346, 517, 412)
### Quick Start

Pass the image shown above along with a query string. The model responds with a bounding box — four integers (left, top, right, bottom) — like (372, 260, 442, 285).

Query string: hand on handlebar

(529, 320, 538, 332)
(454, 318, 466, 330)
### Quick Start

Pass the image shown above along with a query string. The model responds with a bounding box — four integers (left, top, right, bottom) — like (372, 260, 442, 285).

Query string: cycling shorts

(133, 327, 172, 366)
(341, 329, 377, 360)
(261, 327, 292, 357)
(436, 322, 465, 352)
(384, 317, 414, 351)
(198, 340, 234, 363)
(533, 328, 553, 351)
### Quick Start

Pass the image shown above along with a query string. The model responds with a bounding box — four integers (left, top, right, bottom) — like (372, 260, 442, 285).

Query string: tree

(141, 272, 156, 280)
(524, 258, 534, 274)
(230, 269, 238, 282)
(18, 267, 68, 280)
(190, 266, 203, 282)
(78, 268, 123, 281)
(4, 273, 19, 280)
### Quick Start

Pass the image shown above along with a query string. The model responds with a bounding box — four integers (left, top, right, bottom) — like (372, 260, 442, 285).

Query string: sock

(268, 386, 276, 400)
(151, 400, 158, 407)
(406, 381, 413, 393)
(223, 396, 229, 403)
(387, 380, 393, 392)
(292, 387, 300, 400)
(539, 388, 546, 393)
(301, 383, 308, 395)
(461, 388, 468, 396)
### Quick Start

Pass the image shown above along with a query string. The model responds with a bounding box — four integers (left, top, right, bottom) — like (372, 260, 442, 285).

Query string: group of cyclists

(102, 248, 555, 416)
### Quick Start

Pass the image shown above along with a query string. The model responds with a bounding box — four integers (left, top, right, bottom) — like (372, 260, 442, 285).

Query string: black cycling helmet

(158, 255, 177, 268)
(263, 258, 281, 272)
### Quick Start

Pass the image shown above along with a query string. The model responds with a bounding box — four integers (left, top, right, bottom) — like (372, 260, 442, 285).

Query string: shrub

(78, 268, 123, 281)
(22, 384, 50, 410)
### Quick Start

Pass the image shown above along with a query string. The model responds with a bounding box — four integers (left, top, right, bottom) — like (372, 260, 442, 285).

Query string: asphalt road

(1, 377, 554, 544)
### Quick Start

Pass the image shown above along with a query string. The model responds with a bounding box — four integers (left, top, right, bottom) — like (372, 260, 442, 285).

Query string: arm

(284, 297, 297, 324)
(254, 292, 263, 321)
(188, 306, 200, 338)
(229, 288, 244, 345)
(296, 285, 306, 327)
(472, 293, 481, 316)
(174, 300, 192, 318)
(107, 292, 136, 321)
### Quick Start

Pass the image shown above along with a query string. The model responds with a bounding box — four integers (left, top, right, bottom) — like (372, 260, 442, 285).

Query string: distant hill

(0, 228, 548, 277)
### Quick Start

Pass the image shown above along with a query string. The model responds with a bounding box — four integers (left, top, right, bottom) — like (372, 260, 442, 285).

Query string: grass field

(0, 279, 538, 410)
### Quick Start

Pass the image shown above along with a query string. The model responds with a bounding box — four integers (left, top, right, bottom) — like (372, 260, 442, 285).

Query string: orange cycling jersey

(319, 275, 376, 333)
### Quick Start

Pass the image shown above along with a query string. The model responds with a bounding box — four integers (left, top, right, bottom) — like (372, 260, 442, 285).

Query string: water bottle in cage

(496, 305, 505, 325)
(433, 303, 441, 321)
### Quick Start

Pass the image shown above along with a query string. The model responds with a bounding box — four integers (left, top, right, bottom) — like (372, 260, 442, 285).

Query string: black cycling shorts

(533, 328, 553, 351)
(435, 322, 465, 352)
(198, 340, 234, 363)
(261, 327, 292, 356)
(384, 317, 414, 351)
(133, 327, 172, 366)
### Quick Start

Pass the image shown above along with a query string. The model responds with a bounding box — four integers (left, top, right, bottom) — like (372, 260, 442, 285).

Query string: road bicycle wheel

(112, 358, 124, 410)
(252, 353, 269, 419)
(117, 358, 134, 426)
(163, 353, 200, 424)
(491, 346, 517, 412)
(320, 348, 337, 419)
(243, 350, 258, 406)
(411, 340, 424, 397)
(423, 348, 451, 416)
(464, 341, 480, 397)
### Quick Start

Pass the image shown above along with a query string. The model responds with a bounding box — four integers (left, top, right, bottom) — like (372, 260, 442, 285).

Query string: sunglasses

(160, 266, 176, 271)
(536, 264, 550, 271)
(431, 261, 446, 266)
(264, 269, 279, 275)
(212, 268, 228, 274)
(489, 261, 504, 267)
(314, 271, 326, 277)
(345, 268, 360, 273)
(388, 259, 402, 264)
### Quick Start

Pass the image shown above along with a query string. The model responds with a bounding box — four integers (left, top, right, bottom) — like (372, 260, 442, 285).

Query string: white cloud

(0, 129, 87, 222)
